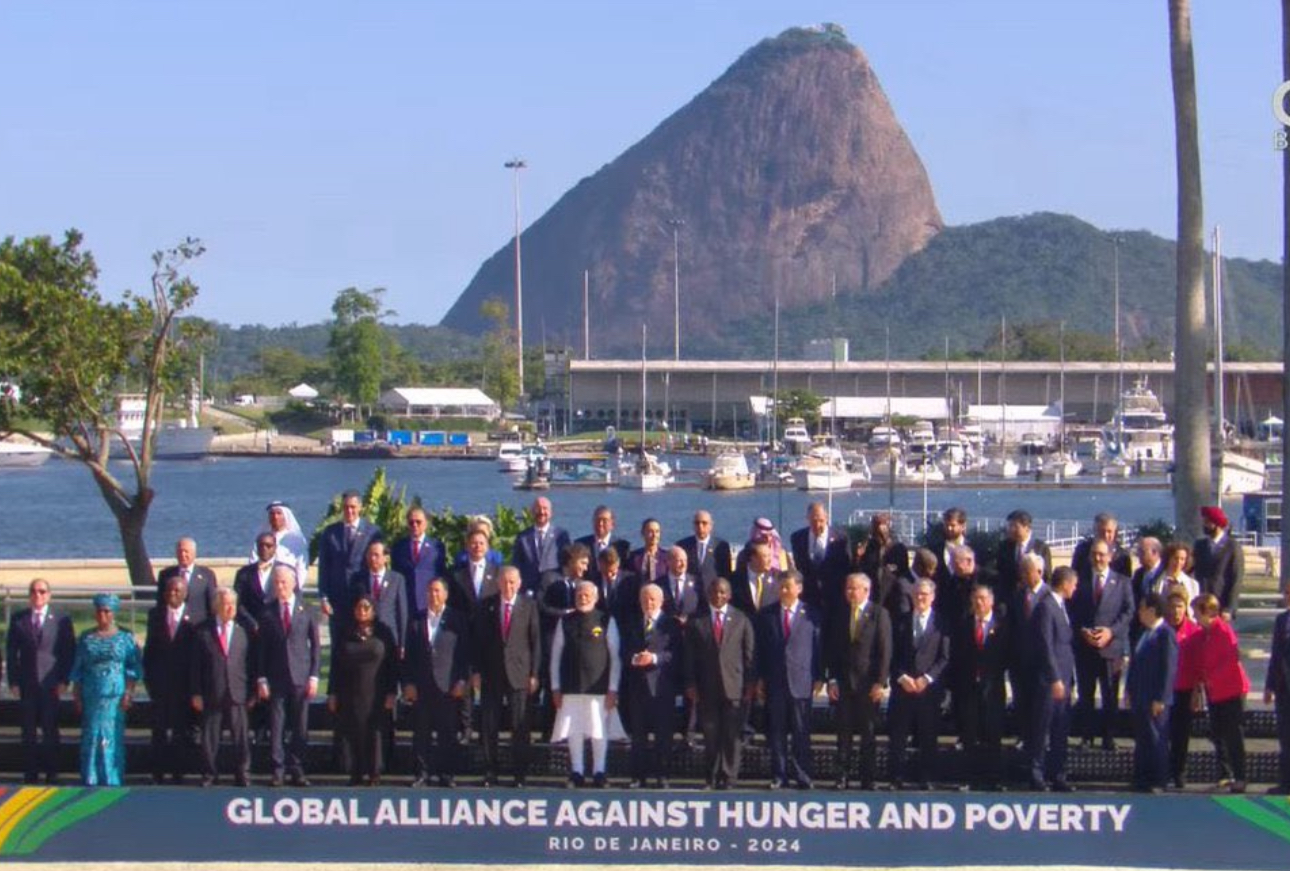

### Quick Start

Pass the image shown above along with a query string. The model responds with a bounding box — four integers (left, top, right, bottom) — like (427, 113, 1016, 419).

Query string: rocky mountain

(441, 24, 942, 357)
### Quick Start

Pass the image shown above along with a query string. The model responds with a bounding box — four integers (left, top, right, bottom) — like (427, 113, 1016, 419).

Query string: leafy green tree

(329, 287, 388, 417)
(480, 298, 519, 409)
(774, 388, 825, 428)
(0, 231, 207, 586)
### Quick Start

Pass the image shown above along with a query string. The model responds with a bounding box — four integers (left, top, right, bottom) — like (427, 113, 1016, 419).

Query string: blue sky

(0, 1, 1281, 328)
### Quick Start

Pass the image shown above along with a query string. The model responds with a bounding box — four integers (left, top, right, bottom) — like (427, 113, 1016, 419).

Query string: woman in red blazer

(1192, 593, 1250, 792)
(1166, 589, 1201, 788)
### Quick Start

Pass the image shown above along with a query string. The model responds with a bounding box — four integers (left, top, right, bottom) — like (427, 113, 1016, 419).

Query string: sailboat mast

(1212, 226, 1225, 449)
(640, 324, 648, 449)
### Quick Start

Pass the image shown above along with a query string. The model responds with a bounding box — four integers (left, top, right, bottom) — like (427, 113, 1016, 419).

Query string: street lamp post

(505, 158, 527, 403)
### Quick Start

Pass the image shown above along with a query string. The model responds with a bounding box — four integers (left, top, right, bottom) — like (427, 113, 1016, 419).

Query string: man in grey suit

(473, 566, 541, 787)
(403, 579, 470, 787)
(5, 578, 75, 784)
(190, 588, 256, 787)
(826, 572, 891, 790)
(757, 570, 823, 789)
(317, 490, 383, 623)
(511, 496, 571, 596)
(350, 541, 409, 655)
(257, 566, 321, 787)
(157, 537, 218, 626)
(887, 578, 951, 789)
(686, 578, 756, 789)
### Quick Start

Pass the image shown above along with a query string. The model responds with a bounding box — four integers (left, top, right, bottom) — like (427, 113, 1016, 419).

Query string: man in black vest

(550, 581, 621, 787)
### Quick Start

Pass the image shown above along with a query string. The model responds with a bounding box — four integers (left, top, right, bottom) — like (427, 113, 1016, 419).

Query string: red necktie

(412, 539, 421, 563)
(502, 601, 512, 641)
(372, 574, 381, 599)
(783, 608, 792, 639)
(714, 611, 725, 644)
(975, 619, 985, 649)
(1095, 574, 1105, 605)
(168, 611, 178, 640)
(218, 624, 230, 656)
(282, 603, 291, 633)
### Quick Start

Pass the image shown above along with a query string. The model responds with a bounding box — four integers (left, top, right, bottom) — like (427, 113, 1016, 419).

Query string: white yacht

(1104, 379, 1174, 472)
(792, 445, 851, 491)
(0, 439, 53, 469)
(782, 418, 812, 455)
(705, 451, 756, 491)
(495, 441, 528, 472)
(868, 425, 903, 450)
(108, 393, 214, 460)
(619, 450, 673, 491)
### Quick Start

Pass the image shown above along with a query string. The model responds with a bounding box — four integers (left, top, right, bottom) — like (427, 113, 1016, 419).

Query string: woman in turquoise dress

(69, 593, 143, 786)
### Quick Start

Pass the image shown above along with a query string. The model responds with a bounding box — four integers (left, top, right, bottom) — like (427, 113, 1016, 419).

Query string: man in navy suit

(1070, 513, 1134, 589)
(1071, 538, 1135, 750)
(995, 510, 1052, 602)
(660, 546, 705, 622)
(190, 588, 257, 787)
(5, 578, 74, 784)
(924, 507, 969, 590)
(620, 583, 683, 788)
(143, 575, 199, 783)
(317, 490, 383, 622)
(756, 570, 822, 789)
(391, 507, 449, 617)
(686, 578, 756, 789)
(350, 540, 409, 654)
(1009, 552, 1048, 750)
(157, 537, 218, 627)
(954, 584, 1010, 790)
(887, 578, 951, 789)
(789, 502, 851, 607)
(257, 566, 322, 787)
(233, 533, 281, 625)
(1263, 585, 1290, 795)
(676, 509, 733, 590)
(575, 505, 631, 584)
(731, 541, 781, 617)
(403, 579, 470, 787)
(1030, 566, 1078, 792)
(1125, 592, 1177, 792)
(511, 496, 571, 596)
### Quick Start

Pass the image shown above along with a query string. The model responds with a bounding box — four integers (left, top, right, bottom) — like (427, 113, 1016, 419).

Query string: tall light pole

(505, 158, 527, 403)
(667, 218, 684, 360)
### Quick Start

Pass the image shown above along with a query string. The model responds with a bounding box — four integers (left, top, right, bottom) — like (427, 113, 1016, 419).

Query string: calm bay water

(0, 456, 1191, 560)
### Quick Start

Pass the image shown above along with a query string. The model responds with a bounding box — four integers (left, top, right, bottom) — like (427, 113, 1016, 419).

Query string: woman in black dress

(328, 595, 397, 785)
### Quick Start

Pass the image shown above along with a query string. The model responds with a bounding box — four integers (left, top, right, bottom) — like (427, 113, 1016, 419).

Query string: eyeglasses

(31, 589, 50, 596)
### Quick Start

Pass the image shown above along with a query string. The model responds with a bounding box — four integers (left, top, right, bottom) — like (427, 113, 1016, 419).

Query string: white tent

(288, 383, 319, 400)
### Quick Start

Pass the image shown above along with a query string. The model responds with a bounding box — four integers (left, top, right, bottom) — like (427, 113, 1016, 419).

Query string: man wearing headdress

(255, 501, 309, 588)
(1193, 506, 1244, 620)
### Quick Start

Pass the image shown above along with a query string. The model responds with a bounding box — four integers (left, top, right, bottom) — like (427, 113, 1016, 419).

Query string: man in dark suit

(596, 546, 639, 625)
(1070, 512, 1134, 588)
(575, 505, 631, 584)
(620, 582, 683, 788)
(452, 525, 501, 616)
(317, 490, 382, 623)
(157, 537, 218, 626)
(1264, 585, 1290, 795)
(5, 578, 74, 784)
(924, 507, 969, 590)
(887, 578, 951, 789)
(1070, 538, 1135, 750)
(994, 510, 1052, 603)
(1125, 592, 1178, 792)
(143, 574, 199, 783)
(937, 545, 982, 636)
(790, 502, 851, 608)
(756, 570, 822, 789)
(350, 540, 409, 654)
(731, 541, 781, 617)
(676, 509, 733, 590)
(826, 572, 891, 790)
(1130, 537, 1167, 646)
(954, 584, 1010, 790)
(190, 587, 257, 787)
(1193, 505, 1244, 619)
(627, 518, 668, 586)
(256, 566, 322, 787)
(686, 578, 756, 789)
(1029, 566, 1078, 792)
(403, 579, 471, 787)
(473, 566, 541, 786)
(511, 496, 571, 596)
(392, 506, 449, 617)
(233, 533, 281, 625)
(1008, 551, 1049, 750)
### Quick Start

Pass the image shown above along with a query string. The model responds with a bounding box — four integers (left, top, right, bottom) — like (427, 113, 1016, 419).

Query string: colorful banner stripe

(0, 787, 130, 856)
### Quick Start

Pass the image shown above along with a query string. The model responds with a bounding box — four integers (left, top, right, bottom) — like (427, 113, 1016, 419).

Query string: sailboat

(983, 317, 1019, 478)
(619, 325, 672, 491)
(1042, 323, 1083, 480)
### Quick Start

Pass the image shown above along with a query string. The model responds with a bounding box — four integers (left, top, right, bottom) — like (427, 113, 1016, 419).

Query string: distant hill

(701, 212, 1284, 361)
(441, 24, 942, 358)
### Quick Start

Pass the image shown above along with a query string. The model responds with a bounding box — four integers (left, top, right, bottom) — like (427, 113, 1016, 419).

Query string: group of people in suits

(10, 491, 1286, 796)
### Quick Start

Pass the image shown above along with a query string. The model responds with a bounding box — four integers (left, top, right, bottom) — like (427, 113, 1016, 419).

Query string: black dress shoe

(367, 776, 381, 787)
(888, 780, 905, 791)
(234, 775, 250, 788)
(568, 773, 585, 788)
(270, 774, 285, 787)
(592, 773, 607, 789)
(439, 776, 456, 789)
(834, 777, 850, 791)
(913, 781, 931, 792)
(409, 776, 428, 788)
(1101, 738, 1117, 752)
(513, 777, 527, 788)
(656, 778, 670, 789)
(200, 777, 216, 788)
(1051, 780, 1074, 793)
(859, 780, 876, 791)
(1029, 778, 1050, 792)
(1230, 781, 1247, 794)
(768, 779, 783, 791)
(481, 776, 497, 788)
(290, 775, 312, 787)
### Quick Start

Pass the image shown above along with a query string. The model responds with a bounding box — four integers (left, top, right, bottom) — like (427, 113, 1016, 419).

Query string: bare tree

(1168, 0, 1211, 540)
